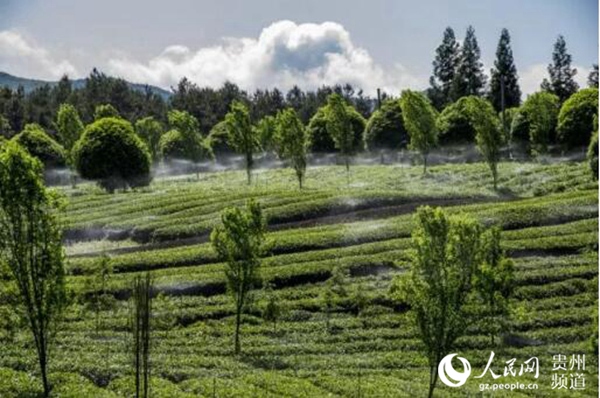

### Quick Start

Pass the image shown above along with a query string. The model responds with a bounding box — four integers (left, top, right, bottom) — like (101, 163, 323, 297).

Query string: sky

(0, 0, 597, 96)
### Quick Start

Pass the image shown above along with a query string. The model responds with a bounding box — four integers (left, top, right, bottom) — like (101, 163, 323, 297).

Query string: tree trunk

(39, 341, 50, 398)
(423, 154, 428, 174)
(427, 365, 437, 398)
(235, 305, 242, 355)
(246, 152, 253, 185)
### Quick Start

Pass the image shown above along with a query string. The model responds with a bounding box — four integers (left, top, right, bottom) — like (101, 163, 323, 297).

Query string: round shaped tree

(557, 88, 599, 148)
(365, 99, 407, 150)
(307, 108, 334, 152)
(307, 104, 365, 153)
(436, 96, 478, 144)
(12, 124, 66, 167)
(510, 92, 559, 154)
(73, 117, 151, 192)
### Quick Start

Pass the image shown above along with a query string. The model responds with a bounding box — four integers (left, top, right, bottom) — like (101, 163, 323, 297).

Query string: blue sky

(0, 0, 597, 96)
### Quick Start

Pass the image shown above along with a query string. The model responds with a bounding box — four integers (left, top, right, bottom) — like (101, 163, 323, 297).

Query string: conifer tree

(428, 27, 460, 110)
(540, 35, 578, 103)
(489, 28, 521, 111)
(451, 26, 487, 100)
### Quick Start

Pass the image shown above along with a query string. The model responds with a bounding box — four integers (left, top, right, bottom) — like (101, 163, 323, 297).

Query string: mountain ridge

(0, 71, 172, 99)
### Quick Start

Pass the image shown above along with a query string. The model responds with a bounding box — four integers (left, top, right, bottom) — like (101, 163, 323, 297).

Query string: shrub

(557, 88, 599, 148)
(73, 117, 151, 192)
(11, 123, 66, 167)
(364, 99, 407, 150)
(135, 117, 164, 161)
(436, 96, 478, 143)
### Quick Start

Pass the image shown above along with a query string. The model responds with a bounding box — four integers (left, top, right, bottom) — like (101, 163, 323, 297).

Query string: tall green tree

(224, 101, 259, 184)
(428, 27, 461, 110)
(522, 92, 560, 154)
(364, 99, 408, 150)
(325, 94, 356, 173)
(0, 142, 67, 397)
(473, 226, 515, 345)
(541, 35, 579, 103)
(390, 207, 483, 398)
(210, 200, 265, 355)
(55, 104, 84, 187)
(400, 90, 438, 173)
(465, 98, 504, 189)
(55, 104, 84, 153)
(489, 28, 521, 112)
(162, 110, 212, 178)
(135, 117, 164, 162)
(254, 115, 277, 153)
(274, 108, 308, 188)
(451, 26, 487, 100)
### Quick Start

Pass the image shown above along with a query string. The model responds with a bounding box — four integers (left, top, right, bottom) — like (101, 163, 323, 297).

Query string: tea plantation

(0, 161, 597, 397)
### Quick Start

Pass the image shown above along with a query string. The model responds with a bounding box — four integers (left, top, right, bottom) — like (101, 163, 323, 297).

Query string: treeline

(1, 27, 596, 140)
(0, 27, 598, 194)
(0, 69, 378, 139)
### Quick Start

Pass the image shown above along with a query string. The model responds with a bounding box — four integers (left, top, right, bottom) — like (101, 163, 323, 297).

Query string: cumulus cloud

(107, 20, 426, 95)
(519, 63, 591, 98)
(0, 30, 77, 79)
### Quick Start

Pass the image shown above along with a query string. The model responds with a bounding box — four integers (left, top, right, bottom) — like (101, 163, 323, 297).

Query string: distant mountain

(0, 71, 172, 100)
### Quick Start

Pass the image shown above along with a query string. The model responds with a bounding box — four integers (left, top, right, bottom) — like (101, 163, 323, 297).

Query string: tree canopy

(73, 117, 152, 192)
(364, 99, 408, 150)
(12, 124, 66, 168)
(556, 88, 599, 148)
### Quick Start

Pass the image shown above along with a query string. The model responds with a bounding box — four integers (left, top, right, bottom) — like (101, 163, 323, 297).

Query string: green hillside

(0, 161, 597, 397)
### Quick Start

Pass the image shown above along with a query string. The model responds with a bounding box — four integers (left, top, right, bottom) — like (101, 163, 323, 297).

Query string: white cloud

(106, 20, 427, 95)
(519, 63, 591, 98)
(0, 30, 77, 79)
